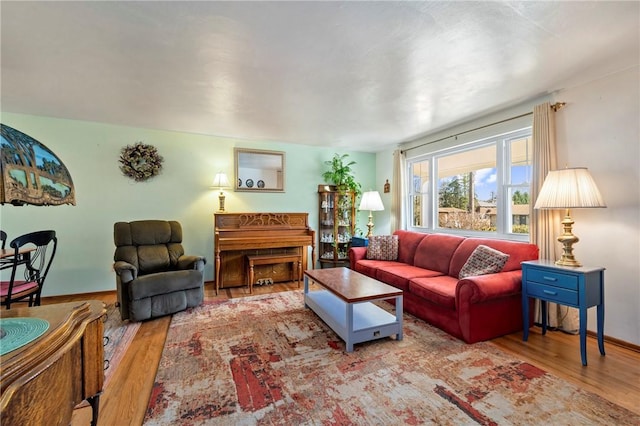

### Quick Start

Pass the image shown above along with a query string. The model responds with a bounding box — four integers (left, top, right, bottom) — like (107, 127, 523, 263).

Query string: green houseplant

(322, 153, 362, 197)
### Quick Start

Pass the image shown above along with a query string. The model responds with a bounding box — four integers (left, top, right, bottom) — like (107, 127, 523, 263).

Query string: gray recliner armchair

(113, 220, 205, 321)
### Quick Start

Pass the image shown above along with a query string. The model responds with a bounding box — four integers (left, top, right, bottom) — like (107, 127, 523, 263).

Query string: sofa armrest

(348, 247, 368, 269)
(178, 255, 206, 272)
(456, 270, 523, 305)
(114, 260, 137, 282)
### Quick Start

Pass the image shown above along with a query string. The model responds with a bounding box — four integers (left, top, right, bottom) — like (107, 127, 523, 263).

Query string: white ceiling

(1, 1, 638, 152)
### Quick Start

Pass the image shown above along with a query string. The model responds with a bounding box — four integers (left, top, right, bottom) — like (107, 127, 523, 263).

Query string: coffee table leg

(346, 303, 354, 352)
(396, 295, 403, 341)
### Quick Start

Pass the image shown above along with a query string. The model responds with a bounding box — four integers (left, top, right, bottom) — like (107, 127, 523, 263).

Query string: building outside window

(407, 128, 532, 241)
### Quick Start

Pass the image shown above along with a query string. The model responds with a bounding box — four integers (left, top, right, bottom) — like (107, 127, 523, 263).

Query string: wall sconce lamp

(359, 190, 385, 238)
(212, 172, 231, 212)
(534, 167, 606, 267)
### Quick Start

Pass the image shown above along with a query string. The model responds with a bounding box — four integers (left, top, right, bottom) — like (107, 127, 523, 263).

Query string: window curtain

(390, 149, 406, 232)
(530, 102, 579, 332)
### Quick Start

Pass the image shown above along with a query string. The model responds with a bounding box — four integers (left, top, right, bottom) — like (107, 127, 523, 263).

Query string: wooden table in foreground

(304, 267, 403, 352)
(0, 300, 105, 426)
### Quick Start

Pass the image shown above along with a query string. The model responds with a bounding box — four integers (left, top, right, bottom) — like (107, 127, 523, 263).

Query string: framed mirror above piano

(234, 148, 285, 192)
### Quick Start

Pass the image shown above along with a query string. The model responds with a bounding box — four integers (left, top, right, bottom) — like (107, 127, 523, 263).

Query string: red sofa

(349, 231, 539, 343)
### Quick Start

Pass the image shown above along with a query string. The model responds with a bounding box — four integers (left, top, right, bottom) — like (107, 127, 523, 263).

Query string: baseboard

(587, 330, 640, 353)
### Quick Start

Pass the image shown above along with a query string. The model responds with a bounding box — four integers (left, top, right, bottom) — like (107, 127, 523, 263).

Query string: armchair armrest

(456, 270, 523, 305)
(348, 247, 368, 269)
(113, 260, 137, 282)
(178, 255, 206, 272)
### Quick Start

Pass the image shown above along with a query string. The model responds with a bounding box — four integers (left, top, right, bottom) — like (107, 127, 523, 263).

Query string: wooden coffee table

(304, 267, 403, 352)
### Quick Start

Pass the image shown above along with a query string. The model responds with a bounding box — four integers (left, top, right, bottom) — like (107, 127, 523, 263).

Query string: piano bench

(246, 254, 302, 293)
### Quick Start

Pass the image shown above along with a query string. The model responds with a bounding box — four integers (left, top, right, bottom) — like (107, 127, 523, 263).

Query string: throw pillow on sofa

(459, 245, 509, 278)
(366, 235, 399, 261)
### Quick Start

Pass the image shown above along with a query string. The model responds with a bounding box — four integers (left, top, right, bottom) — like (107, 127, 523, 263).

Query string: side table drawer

(526, 268, 578, 290)
(527, 282, 578, 305)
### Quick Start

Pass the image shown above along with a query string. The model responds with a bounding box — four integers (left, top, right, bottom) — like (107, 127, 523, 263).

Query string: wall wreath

(119, 142, 164, 182)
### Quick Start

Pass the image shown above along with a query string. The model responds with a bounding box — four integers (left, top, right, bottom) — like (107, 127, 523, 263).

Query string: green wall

(0, 112, 377, 296)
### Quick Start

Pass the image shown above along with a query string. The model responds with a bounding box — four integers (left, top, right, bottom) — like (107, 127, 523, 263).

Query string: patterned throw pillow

(459, 245, 509, 279)
(366, 235, 399, 261)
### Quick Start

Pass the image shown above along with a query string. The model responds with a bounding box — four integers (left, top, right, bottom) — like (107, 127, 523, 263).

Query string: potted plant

(322, 153, 362, 197)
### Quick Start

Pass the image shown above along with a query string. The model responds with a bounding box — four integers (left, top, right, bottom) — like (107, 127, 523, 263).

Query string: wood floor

(36, 282, 639, 425)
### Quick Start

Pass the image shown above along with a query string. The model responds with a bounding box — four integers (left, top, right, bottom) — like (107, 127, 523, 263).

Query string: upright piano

(214, 212, 315, 293)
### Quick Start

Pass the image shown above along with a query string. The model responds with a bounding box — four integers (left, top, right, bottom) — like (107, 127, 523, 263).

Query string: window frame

(405, 127, 532, 242)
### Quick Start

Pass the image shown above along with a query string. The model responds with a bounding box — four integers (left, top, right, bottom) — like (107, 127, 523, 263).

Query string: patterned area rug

(144, 291, 638, 425)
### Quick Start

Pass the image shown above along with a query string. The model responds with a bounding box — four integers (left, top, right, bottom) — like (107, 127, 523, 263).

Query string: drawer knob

(543, 276, 558, 282)
(543, 289, 558, 296)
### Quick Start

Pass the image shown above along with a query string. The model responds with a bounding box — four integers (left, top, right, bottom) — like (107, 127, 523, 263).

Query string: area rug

(144, 291, 638, 425)
(103, 302, 141, 386)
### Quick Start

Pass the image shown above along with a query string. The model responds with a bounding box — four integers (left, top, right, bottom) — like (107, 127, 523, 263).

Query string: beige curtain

(531, 102, 579, 332)
(390, 149, 406, 232)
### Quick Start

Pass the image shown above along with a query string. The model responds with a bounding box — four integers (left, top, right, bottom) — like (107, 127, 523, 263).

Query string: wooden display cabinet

(318, 185, 355, 268)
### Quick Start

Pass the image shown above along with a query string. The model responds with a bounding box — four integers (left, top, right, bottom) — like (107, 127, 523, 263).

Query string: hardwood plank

(49, 282, 639, 425)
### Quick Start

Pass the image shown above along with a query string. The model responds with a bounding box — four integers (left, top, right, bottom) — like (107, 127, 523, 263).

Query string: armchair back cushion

(114, 220, 185, 274)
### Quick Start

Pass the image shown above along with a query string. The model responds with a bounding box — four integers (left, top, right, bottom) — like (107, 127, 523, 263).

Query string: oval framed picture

(257, 180, 265, 188)
(246, 179, 254, 188)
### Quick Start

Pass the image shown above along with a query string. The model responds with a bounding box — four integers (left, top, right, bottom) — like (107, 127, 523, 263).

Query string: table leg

(541, 300, 548, 336)
(346, 303, 354, 352)
(396, 295, 403, 341)
(580, 306, 588, 366)
(597, 303, 606, 356)
(522, 293, 530, 341)
(87, 394, 100, 426)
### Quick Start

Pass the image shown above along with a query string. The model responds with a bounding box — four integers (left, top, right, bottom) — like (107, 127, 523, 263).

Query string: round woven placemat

(0, 318, 50, 356)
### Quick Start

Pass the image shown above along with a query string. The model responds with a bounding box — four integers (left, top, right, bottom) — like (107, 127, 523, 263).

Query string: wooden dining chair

(0, 230, 57, 309)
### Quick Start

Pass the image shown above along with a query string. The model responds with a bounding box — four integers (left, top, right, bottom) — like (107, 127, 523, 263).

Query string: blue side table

(521, 260, 605, 366)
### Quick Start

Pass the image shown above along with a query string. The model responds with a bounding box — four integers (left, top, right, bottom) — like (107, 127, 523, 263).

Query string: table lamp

(212, 172, 230, 212)
(359, 190, 384, 238)
(533, 167, 606, 267)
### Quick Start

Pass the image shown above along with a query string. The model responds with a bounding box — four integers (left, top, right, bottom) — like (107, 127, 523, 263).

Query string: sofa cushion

(394, 230, 429, 265)
(366, 235, 399, 260)
(459, 245, 509, 279)
(353, 259, 400, 279)
(449, 238, 539, 278)
(413, 233, 465, 275)
(409, 275, 459, 310)
(376, 264, 443, 292)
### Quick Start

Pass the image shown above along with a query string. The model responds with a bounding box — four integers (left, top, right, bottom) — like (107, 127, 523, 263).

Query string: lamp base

(365, 212, 374, 238)
(217, 192, 226, 213)
(556, 211, 581, 267)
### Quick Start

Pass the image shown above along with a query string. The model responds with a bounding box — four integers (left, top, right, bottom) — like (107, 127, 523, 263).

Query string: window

(407, 128, 532, 241)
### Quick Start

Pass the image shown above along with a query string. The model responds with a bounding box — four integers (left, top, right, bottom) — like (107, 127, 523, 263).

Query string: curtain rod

(401, 102, 565, 154)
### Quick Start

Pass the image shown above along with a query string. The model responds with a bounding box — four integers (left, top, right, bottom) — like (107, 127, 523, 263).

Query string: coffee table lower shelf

(305, 290, 403, 352)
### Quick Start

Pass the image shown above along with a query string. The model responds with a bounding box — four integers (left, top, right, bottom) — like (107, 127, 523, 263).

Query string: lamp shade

(359, 190, 384, 211)
(212, 172, 230, 189)
(534, 168, 606, 209)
